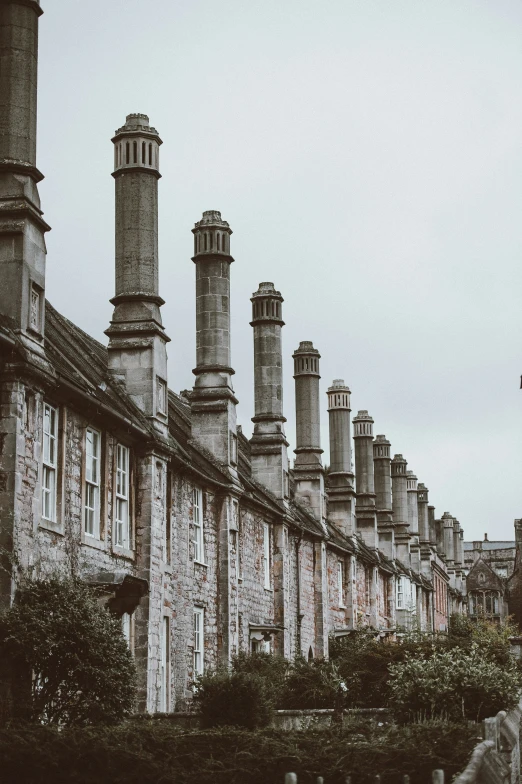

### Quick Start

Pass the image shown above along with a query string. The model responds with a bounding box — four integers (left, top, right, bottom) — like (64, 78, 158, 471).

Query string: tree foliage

(0, 576, 137, 726)
(388, 643, 521, 722)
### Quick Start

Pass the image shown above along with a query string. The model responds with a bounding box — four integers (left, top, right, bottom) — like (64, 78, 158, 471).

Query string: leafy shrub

(0, 719, 481, 784)
(388, 642, 522, 722)
(194, 669, 273, 729)
(232, 651, 289, 705)
(329, 619, 522, 710)
(278, 657, 342, 709)
(0, 576, 136, 726)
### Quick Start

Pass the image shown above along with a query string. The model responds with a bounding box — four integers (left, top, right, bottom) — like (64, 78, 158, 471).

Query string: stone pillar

(353, 411, 378, 549)
(250, 282, 289, 500)
(417, 484, 430, 543)
(273, 522, 291, 658)
(190, 211, 238, 473)
(406, 471, 419, 538)
(106, 114, 169, 436)
(373, 435, 394, 559)
(435, 520, 444, 557)
(326, 379, 355, 536)
(313, 541, 328, 658)
(391, 454, 410, 563)
(0, 1, 51, 610)
(0, 0, 50, 356)
(418, 484, 432, 581)
(428, 505, 437, 546)
(292, 341, 324, 522)
(442, 513, 455, 567)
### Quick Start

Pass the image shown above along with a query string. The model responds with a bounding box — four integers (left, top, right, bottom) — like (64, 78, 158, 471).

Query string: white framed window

(114, 444, 130, 548)
(263, 522, 271, 589)
(122, 612, 135, 653)
(157, 377, 167, 415)
(160, 616, 170, 712)
(30, 284, 41, 332)
(193, 487, 204, 563)
(337, 561, 344, 607)
(396, 576, 404, 610)
(410, 581, 417, 612)
(42, 403, 58, 522)
(84, 427, 101, 538)
(193, 607, 204, 677)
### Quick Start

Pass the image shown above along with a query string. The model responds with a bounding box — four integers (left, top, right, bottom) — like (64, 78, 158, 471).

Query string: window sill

(338, 605, 346, 610)
(112, 545, 135, 560)
(39, 518, 64, 536)
(194, 560, 208, 568)
(264, 587, 273, 593)
(82, 534, 106, 551)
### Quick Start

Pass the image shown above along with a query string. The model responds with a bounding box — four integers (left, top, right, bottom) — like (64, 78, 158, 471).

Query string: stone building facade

(0, 0, 467, 713)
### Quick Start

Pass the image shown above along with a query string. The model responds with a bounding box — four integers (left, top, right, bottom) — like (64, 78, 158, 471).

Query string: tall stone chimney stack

(190, 211, 238, 471)
(442, 512, 455, 567)
(428, 505, 437, 546)
(106, 114, 169, 435)
(250, 282, 289, 500)
(406, 471, 420, 570)
(0, 0, 50, 355)
(326, 380, 355, 535)
(353, 411, 378, 549)
(417, 484, 430, 543)
(391, 455, 410, 563)
(373, 435, 394, 558)
(292, 341, 324, 521)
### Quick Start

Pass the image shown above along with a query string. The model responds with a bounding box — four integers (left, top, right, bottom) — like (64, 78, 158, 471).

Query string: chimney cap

(193, 210, 231, 231)
(484, 533, 488, 542)
(293, 341, 320, 357)
(353, 410, 373, 422)
(392, 453, 407, 462)
(327, 379, 350, 392)
(113, 113, 162, 142)
(418, 482, 428, 491)
(252, 281, 283, 299)
(374, 434, 390, 444)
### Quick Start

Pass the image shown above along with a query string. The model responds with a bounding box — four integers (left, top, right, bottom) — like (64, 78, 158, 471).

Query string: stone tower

(190, 211, 238, 473)
(106, 113, 169, 436)
(292, 341, 324, 522)
(353, 411, 378, 549)
(250, 282, 289, 500)
(0, 0, 50, 360)
(326, 380, 355, 536)
(373, 435, 394, 558)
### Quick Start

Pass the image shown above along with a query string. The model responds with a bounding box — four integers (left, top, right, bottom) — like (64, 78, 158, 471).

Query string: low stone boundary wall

(272, 708, 391, 730)
(135, 707, 391, 730)
(454, 699, 522, 784)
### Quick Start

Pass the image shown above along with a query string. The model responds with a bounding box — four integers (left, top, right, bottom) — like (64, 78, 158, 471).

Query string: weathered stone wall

(326, 548, 349, 632)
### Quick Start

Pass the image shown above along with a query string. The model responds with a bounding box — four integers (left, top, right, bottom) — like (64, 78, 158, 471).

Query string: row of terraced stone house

(0, 0, 468, 713)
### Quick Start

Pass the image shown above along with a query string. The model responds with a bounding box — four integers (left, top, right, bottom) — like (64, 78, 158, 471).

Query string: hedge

(0, 719, 480, 784)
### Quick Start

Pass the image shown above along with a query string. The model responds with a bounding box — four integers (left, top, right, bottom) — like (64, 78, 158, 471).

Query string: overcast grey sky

(37, 0, 522, 540)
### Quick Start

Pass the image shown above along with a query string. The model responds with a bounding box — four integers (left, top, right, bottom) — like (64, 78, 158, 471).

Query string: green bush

(329, 619, 522, 711)
(0, 719, 481, 784)
(388, 642, 522, 722)
(194, 669, 273, 729)
(232, 651, 289, 704)
(0, 576, 136, 726)
(278, 657, 342, 709)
